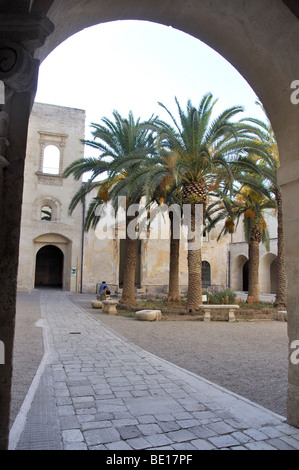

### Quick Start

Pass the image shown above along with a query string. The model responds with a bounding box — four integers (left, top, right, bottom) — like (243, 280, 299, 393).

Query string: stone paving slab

(9, 290, 299, 451)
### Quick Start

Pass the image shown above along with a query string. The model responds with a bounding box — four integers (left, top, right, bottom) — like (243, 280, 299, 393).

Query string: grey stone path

(9, 290, 299, 450)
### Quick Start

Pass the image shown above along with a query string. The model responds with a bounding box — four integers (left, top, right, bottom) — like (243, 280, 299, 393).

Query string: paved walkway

(9, 290, 299, 450)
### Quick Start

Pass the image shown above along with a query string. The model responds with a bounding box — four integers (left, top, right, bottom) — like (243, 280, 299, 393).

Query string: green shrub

(204, 289, 237, 305)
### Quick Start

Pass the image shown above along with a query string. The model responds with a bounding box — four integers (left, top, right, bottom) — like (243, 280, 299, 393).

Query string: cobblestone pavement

(10, 291, 44, 427)
(9, 290, 299, 450)
(73, 293, 288, 417)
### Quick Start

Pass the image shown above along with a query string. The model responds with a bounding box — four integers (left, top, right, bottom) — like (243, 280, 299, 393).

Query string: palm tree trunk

(168, 212, 180, 301)
(186, 204, 202, 312)
(119, 215, 136, 306)
(247, 239, 260, 303)
(274, 189, 287, 308)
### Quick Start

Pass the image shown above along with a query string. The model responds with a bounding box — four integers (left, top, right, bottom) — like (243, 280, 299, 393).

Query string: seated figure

(99, 281, 110, 295)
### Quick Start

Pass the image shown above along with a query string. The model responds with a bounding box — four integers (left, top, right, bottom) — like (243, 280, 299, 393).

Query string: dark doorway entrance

(202, 261, 211, 289)
(243, 260, 249, 291)
(35, 245, 64, 288)
(119, 239, 142, 288)
(270, 258, 278, 294)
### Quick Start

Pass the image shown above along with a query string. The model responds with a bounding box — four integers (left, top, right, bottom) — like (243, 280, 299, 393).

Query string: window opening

(42, 145, 60, 174)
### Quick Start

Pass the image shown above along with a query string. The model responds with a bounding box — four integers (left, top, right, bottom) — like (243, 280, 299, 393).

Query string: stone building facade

(17, 102, 278, 296)
(17, 103, 85, 293)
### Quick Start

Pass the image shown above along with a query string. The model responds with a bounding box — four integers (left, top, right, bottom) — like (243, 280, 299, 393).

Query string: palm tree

(240, 190, 275, 303)
(63, 110, 157, 306)
(129, 151, 183, 300)
(115, 149, 183, 301)
(152, 94, 269, 312)
(238, 110, 286, 308)
(205, 182, 276, 303)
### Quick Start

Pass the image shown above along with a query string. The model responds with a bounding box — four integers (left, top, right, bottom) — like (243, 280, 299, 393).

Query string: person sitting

(99, 285, 108, 301)
(99, 281, 110, 295)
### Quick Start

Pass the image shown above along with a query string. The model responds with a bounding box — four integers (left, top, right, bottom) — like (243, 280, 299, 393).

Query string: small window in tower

(202, 230, 209, 242)
(41, 205, 52, 221)
(42, 145, 60, 174)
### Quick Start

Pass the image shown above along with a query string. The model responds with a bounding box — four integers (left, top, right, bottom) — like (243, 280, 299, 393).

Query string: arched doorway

(270, 259, 278, 295)
(231, 255, 248, 292)
(259, 253, 278, 294)
(35, 245, 64, 288)
(243, 261, 249, 292)
(202, 261, 211, 289)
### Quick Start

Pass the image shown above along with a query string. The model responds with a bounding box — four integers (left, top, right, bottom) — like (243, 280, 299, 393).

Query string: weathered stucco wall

(17, 103, 86, 292)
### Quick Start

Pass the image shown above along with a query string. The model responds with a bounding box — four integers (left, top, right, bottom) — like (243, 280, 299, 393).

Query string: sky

(35, 19, 267, 142)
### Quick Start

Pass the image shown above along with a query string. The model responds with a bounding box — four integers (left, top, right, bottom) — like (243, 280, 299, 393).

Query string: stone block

(277, 310, 287, 321)
(135, 310, 162, 321)
(91, 300, 102, 309)
(102, 300, 118, 315)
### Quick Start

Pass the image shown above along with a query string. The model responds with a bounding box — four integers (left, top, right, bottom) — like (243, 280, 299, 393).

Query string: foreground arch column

(0, 13, 54, 450)
(278, 165, 299, 428)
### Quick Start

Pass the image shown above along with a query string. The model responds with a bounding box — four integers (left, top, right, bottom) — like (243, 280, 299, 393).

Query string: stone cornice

(0, 13, 54, 52)
(0, 13, 54, 93)
(0, 41, 39, 92)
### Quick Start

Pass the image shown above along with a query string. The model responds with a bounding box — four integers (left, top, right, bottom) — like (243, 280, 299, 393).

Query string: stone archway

(231, 255, 248, 292)
(270, 259, 278, 295)
(1, 0, 299, 448)
(260, 253, 278, 294)
(33, 233, 72, 291)
(202, 261, 211, 289)
(35, 245, 64, 288)
(243, 261, 249, 292)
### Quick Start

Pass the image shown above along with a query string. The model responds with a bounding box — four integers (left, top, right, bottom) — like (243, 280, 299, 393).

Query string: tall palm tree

(152, 94, 270, 312)
(63, 110, 157, 306)
(205, 182, 276, 303)
(240, 190, 274, 303)
(239, 110, 286, 308)
(127, 151, 183, 301)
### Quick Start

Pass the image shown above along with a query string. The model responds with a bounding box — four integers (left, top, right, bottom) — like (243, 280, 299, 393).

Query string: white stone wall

(17, 103, 86, 292)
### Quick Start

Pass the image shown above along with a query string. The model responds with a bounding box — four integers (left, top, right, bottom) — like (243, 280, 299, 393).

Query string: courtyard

(1, 0, 299, 450)
(8, 288, 295, 451)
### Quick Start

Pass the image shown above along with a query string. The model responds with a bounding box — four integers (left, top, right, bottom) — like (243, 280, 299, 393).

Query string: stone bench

(277, 310, 287, 322)
(102, 300, 118, 315)
(91, 300, 102, 309)
(199, 304, 239, 322)
(135, 310, 162, 321)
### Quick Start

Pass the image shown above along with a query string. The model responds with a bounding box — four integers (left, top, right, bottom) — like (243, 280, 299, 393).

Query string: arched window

(42, 145, 60, 174)
(202, 229, 209, 243)
(202, 261, 211, 288)
(41, 205, 52, 221)
(38, 197, 61, 222)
